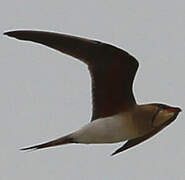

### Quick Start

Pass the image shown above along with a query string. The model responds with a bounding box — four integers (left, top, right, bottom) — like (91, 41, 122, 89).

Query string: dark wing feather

(89, 45, 138, 120)
(4, 30, 139, 121)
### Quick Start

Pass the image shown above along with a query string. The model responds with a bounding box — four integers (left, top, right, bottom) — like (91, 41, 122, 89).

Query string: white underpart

(71, 113, 137, 144)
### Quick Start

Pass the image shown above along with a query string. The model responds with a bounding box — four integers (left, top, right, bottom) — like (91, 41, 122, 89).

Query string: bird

(4, 30, 181, 156)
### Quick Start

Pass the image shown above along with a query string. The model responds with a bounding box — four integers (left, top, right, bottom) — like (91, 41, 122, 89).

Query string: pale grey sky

(1, 0, 185, 179)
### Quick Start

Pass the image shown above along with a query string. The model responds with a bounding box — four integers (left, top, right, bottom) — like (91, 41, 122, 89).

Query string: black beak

(175, 107, 182, 113)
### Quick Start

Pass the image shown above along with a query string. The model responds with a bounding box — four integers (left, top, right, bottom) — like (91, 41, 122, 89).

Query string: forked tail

(20, 135, 74, 151)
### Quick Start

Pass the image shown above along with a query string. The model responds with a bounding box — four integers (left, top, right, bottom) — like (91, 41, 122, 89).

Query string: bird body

(4, 30, 181, 155)
(71, 104, 164, 144)
(72, 112, 134, 144)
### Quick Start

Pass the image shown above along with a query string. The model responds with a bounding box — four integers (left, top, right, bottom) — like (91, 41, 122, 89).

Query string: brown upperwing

(4, 30, 139, 121)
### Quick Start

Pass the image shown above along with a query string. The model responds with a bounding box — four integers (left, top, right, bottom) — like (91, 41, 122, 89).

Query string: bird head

(133, 104, 181, 134)
(151, 104, 181, 128)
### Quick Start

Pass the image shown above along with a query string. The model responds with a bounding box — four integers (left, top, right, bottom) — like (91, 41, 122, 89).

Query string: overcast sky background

(1, 0, 185, 179)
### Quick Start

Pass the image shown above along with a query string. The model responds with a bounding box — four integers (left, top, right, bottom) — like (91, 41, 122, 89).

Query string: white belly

(72, 113, 138, 144)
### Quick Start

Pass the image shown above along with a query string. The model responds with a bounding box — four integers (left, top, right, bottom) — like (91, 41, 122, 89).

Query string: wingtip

(20, 147, 33, 151)
(3, 31, 10, 36)
(20, 145, 39, 151)
(110, 153, 115, 156)
(110, 151, 119, 156)
(20, 147, 38, 153)
(3, 30, 28, 39)
(3, 31, 17, 37)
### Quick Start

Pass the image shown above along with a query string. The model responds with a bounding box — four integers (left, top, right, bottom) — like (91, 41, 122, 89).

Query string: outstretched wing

(4, 30, 139, 121)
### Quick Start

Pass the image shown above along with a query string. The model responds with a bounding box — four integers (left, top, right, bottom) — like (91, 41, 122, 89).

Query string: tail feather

(20, 135, 74, 151)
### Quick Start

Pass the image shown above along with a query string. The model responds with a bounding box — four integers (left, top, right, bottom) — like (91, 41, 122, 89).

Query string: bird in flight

(4, 30, 181, 156)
